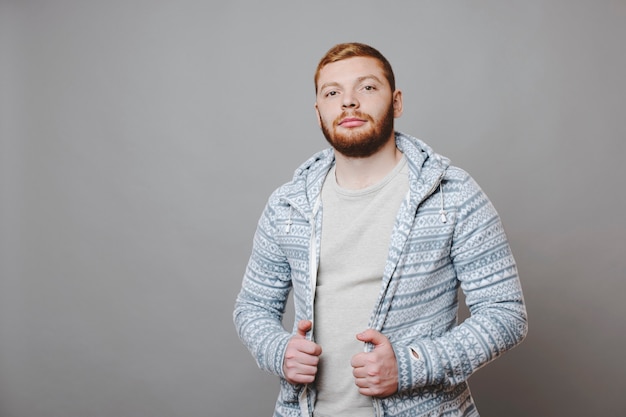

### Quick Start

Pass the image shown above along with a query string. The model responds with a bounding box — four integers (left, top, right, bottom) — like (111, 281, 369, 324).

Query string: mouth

(338, 117, 367, 128)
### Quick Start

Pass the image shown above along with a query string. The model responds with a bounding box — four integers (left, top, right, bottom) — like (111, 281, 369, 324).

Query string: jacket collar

(284, 131, 450, 217)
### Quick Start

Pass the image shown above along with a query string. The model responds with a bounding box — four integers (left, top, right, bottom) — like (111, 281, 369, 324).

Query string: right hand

(283, 320, 322, 385)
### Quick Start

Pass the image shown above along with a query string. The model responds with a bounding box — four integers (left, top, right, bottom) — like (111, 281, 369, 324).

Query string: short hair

(314, 42, 396, 93)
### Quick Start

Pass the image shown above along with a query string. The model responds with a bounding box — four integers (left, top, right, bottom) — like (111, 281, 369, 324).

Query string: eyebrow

(355, 75, 384, 85)
(318, 74, 384, 92)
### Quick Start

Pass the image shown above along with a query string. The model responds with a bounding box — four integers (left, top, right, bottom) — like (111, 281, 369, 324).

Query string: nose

(341, 92, 359, 109)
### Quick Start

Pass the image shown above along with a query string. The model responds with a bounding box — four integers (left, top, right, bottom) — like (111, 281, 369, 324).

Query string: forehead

(317, 56, 388, 88)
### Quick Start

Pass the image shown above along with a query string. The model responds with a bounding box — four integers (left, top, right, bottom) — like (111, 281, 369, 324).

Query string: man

(234, 42, 527, 417)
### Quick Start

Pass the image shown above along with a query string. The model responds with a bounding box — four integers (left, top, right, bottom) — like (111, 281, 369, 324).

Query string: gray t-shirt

(313, 155, 409, 417)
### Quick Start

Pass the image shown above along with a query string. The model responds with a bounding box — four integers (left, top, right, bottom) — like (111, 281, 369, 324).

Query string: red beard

(320, 104, 395, 158)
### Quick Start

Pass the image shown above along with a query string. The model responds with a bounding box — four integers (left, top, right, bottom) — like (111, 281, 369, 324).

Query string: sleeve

(393, 173, 528, 391)
(233, 194, 293, 378)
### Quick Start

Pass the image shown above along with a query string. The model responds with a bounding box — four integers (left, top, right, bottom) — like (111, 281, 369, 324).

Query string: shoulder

(267, 148, 334, 203)
(443, 165, 471, 181)
(443, 166, 485, 198)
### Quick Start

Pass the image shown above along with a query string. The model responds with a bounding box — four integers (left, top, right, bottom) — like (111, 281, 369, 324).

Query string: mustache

(334, 111, 371, 124)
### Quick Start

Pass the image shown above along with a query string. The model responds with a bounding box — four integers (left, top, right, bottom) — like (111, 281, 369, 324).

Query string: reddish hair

(314, 42, 396, 93)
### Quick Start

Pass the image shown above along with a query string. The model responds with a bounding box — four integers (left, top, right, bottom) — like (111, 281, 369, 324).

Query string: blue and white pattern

(234, 132, 527, 417)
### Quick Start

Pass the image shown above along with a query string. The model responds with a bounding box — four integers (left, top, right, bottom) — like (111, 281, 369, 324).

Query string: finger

(296, 320, 313, 337)
(285, 364, 319, 384)
(352, 366, 367, 379)
(306, 342, 323, 357)
(356, 329, 388, 347)
(353, 375, 377, 394)
(289, 338, 322, 358)
(354, 376, 367, 388)
(286, 361, 319, 375)
(290, 370, 317, 384)
(296, 348, 322, 364)
(350, 352, 366, 368)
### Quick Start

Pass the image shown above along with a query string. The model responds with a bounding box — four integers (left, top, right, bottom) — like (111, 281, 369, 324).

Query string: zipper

(307, 195, 321, 336)
(373, 397, 383, 417)
(367, 174, 445, 417)
(370, 171, 445, 331)
(281, 196, 321, 417)
(299, 385, 310, 417)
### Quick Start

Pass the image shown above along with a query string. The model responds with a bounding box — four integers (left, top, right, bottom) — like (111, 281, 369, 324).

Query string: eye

(325, 90, 338, 97)
(363, 85, 376, 91)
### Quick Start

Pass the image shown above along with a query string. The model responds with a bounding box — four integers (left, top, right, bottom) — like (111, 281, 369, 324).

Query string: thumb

(296, 320, 313, 338)
(356, 329, 389, 347)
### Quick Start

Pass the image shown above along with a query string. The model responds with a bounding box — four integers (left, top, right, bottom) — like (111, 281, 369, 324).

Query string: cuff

(393, 341, 442, 392)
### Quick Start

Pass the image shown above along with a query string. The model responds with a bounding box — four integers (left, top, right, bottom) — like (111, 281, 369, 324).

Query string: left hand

(351, 329, 398, 398)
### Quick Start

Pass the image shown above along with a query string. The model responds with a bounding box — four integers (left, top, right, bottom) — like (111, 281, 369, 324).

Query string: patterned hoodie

(234, 131, 528, 417)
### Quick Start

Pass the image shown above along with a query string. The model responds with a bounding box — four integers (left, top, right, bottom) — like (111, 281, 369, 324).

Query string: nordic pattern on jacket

(234, 132, 528, 417)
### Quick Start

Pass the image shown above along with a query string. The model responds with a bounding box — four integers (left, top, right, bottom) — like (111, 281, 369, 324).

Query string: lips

(338, 117, 367, 128)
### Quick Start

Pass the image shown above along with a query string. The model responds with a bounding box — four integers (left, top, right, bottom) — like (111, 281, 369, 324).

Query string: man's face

(315, 56, 402, 158)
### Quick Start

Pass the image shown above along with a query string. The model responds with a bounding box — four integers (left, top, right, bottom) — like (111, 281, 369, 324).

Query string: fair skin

(315, 56, 403, 189)
(282, 56, 402, 398)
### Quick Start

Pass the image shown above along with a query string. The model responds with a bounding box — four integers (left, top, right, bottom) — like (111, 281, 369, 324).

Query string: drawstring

(439, 182, 447, 223)
(285, 206, 293, 233)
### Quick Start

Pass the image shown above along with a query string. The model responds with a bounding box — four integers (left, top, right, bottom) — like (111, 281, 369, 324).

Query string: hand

(283, 320, 322, 385)
(351, 329, 398, 398)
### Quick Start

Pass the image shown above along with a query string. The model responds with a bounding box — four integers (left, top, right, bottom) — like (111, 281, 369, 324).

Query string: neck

(334, 137, 402, 190)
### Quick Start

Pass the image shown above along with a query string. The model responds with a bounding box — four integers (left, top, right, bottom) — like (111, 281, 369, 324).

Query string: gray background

(1, 1, 625, 416)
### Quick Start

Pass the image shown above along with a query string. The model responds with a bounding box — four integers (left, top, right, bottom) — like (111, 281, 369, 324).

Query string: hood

(283, 131, 451, 217)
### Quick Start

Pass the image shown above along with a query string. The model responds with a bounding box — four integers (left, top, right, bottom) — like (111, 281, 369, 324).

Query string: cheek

(315, 109, 322, 127)
(317, 108, 336, 126)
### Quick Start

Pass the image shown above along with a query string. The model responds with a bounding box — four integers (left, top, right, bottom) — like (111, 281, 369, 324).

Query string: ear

(314, 102, 322, 127)
(392, 90, 403, 118)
